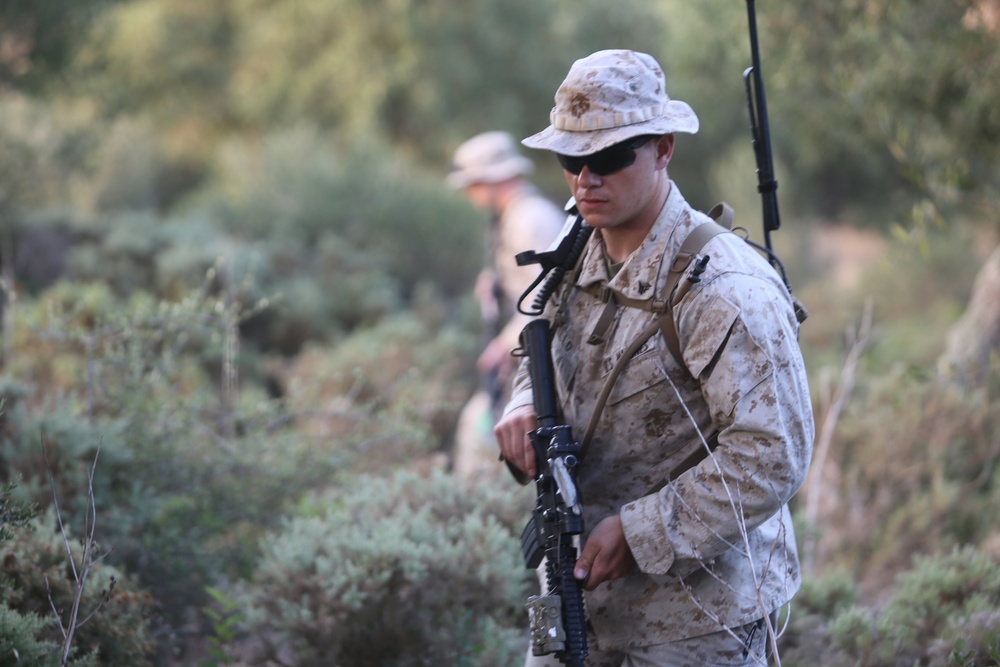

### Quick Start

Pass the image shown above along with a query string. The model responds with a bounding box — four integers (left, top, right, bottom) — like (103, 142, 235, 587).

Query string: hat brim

(446, 156, 534, 188)
(522, 100, 699, 156)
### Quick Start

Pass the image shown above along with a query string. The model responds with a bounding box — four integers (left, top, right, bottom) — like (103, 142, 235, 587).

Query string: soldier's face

(564, 134, 674, 235)
(463, 182, 494, 211)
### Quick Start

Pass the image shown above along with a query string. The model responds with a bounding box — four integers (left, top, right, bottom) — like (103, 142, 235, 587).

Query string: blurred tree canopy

(767, 0, 1000, 225)
(0, 0, 124, 92)
(2, 0, 996, 229)
(66, 0, 668, 168)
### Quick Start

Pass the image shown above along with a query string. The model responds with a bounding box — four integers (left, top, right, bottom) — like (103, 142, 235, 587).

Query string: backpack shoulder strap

(579, 205, 733, 455)
(705, 201, 734, 230)
(657, 215, 730, 367)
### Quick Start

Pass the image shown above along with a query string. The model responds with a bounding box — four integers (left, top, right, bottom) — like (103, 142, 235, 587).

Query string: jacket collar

(574, 181, 701, 301)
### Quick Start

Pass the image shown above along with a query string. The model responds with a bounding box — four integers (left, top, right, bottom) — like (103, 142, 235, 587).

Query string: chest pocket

(607, 346, 666, 405)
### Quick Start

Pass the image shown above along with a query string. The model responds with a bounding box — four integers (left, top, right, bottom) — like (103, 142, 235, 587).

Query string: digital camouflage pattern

(504, 182, 814, 651)
(522, 50, 699, 157)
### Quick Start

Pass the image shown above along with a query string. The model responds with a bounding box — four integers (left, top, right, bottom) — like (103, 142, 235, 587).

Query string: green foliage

(0, 0, 120, 95)
(278, 311, 478, 471)
(68, 0, 667, 167)
(803, 352, 1000, 595)
(820, 547, 1000, 666)
(242, 468, 533, 666)
(199, 586, 245, 667)
(1, 510, 156, 666)
(782, 549, 1000, 667)
(766, 0, 1000, 224)
(871, 547, 1000, 659)
(0, 603, 63, 667)
(2, 281, 267, 624)
(2, 277, 479, 650)
(1, 478, 38, 543)
(795, 569, 859, 619)
(182, 126, 483, 351)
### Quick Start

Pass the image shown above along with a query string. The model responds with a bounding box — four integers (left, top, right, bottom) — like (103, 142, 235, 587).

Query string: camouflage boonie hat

(523, 49, 699, 157)
(446, 131, 535, 188)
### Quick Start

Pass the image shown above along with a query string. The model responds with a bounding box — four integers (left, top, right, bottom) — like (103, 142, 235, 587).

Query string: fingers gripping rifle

(517, 319, 588, 667)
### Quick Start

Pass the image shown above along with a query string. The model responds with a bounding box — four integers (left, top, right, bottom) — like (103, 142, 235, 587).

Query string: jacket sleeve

(502, 355, 535, 418)
(619, 270, 814, 576)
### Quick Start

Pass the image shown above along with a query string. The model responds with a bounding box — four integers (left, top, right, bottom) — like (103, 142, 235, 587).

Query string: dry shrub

(1, 510, 158, 666)
(274, 312, 477, 473)
(241, 468, 533, 667)
(803, 358, 1000, 599)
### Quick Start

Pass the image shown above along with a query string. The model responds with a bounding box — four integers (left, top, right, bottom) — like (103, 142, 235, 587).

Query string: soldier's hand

(494, 404, 538, 479)
(574, 515, 636, 591)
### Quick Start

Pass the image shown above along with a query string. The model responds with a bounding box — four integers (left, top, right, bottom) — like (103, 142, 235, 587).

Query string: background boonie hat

(522, 49, 699, 157)
(446, 131, 535, 188)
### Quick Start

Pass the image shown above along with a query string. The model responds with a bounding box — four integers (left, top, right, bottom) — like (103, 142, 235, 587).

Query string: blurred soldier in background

(447, 131, 566, 479)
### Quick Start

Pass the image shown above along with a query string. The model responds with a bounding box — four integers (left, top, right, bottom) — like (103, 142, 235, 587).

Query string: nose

(576, 166, 602, 187)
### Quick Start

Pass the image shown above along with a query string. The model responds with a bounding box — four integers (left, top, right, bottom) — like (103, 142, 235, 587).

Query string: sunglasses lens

(589, 147, 635, 175)
(556, 136, 652, 176)
(557, 154, 586, 174)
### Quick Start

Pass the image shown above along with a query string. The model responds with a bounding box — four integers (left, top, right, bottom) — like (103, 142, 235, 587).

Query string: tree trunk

(938, 243, 1000, 386)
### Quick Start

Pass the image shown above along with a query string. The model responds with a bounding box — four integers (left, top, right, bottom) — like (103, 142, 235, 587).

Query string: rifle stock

(518, 318, 588, 667)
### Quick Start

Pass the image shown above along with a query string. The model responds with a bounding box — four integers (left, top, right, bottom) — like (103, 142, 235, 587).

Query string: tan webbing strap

(576, 206, 734, 458)
(706, 202, 734, 230)
(587, 293, 619, 345)
(658, 221, 730, 366)
(581, 318, 661, 456)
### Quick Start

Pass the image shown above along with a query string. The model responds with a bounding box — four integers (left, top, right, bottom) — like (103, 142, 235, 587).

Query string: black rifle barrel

(522, 319, 561, 428)
(744, 0, 781, 256)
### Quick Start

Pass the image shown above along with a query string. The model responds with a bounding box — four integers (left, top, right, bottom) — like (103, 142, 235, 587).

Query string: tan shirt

(505, 183, 814, 649)
(493, 186, 569, 351)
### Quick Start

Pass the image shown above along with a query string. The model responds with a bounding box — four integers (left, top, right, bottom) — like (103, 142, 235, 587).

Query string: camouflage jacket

(504, 182, 814, 649)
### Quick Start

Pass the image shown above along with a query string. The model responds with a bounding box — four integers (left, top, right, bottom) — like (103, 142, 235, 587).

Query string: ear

(654, 134, 675, 168)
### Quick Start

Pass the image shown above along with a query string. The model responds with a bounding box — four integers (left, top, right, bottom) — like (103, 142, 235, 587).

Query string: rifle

(515, 205, 592, 317)
(743, 0, 807, 323)
(517, 318, 588, 667)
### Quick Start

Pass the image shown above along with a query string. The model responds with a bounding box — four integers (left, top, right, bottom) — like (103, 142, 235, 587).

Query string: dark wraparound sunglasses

(556, 135, 655, 176)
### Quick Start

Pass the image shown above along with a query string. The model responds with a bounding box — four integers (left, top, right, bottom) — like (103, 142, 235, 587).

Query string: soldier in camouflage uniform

(494, 50, 814, 666)
(448, 131, 567, 478)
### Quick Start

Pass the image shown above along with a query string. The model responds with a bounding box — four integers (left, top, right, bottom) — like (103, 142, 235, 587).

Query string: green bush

(2, 278, 481, 647)
(807, 358, 1000, 592)
(277, 311, 478, 471)
(198, 127, 482, 299)
(867, 546, 1000, 664)
(782, 548, 1000, 667)
(0, 603, 70, 667)
(1, 510, 157, 666)
(795, 569, 859, 619)
(241, 468, 533, 666)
